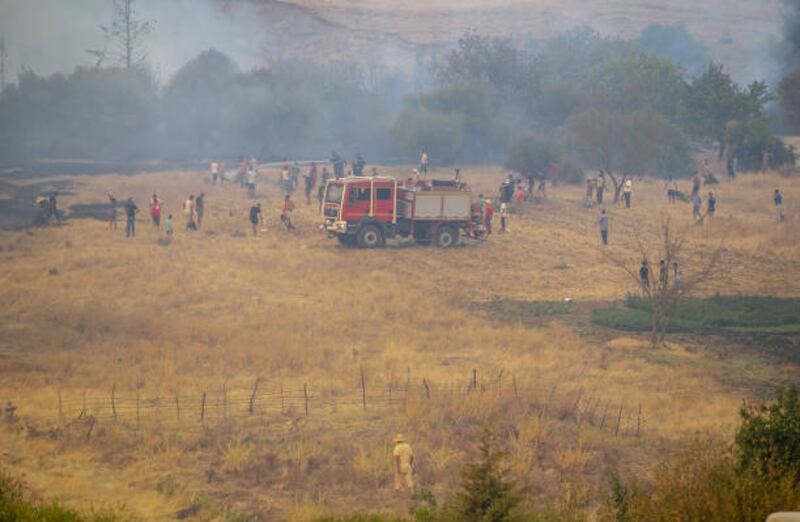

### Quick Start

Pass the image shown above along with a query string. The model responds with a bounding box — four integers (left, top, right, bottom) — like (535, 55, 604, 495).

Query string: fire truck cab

(322, 176, 477, 248)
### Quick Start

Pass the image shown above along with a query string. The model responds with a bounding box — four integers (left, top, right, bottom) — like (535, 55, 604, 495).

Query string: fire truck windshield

(325, 183, 343, 204)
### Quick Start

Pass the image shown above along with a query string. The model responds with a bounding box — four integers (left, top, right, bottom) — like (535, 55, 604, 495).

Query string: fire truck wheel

(436, 225, 459, 248)
(357, 224, 384, 248)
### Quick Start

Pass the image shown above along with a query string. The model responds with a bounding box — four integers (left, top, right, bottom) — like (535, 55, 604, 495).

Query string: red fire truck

(321, 176, 483, 247)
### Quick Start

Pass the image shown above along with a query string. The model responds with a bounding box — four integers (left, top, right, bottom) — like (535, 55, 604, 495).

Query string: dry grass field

(1, 162, 799, 520)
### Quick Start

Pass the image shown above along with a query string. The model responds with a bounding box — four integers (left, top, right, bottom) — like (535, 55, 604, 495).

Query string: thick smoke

(0, 0, 267, 84)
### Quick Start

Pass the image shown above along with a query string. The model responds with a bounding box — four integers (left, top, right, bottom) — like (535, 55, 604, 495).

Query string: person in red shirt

(484, 198, 494, 237)
(280, 195, 296, 230)
(150, 194, 162, 228)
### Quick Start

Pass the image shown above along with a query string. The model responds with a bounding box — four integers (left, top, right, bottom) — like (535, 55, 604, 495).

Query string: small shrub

(736, 385, 800, 482)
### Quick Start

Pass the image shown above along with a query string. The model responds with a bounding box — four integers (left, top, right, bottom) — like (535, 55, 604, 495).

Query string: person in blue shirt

(774, 189, 784, 223)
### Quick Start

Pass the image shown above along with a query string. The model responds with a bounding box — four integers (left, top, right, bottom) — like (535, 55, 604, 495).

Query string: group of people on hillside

(639, 258, 682, 294)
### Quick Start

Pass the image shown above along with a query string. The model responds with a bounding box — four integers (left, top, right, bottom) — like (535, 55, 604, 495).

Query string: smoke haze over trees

(0, 1, 795, 174)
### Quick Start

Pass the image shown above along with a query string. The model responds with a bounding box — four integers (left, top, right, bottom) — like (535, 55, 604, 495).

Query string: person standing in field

(484, 198, 494, 237)
(659, 259, 668, 290)
(108, 192, 118, 231)
(419, 151, 429, 175)
(672, 261, 681, 290)
(249, 202, 263, 237)
(692, 192, 702, 220)
(184, 195, 196, 231)
(393, 434, 414, 491)
(280, 195, 296, 231)
(639, 259, 650, 293)
(246, 166, 257, 197)
(599, 209, 609, 245)
(726, 155, 736, 180)
(210, 160, 219, 184)
(665, 176, 676, 204)
(124, 197, 138, 238)
(47, 192, 61, 225)
(549, 161, 559, 182)
(164, 214, 174, 238)
(150, 194, 162, 228)
(623, 178, 632, 208)
(304, 167, 314, 205)
(707, 191, 717, 218)
(585, 178, 595, 207)
(774, 189, 785, 222)
(691, 172, 702, 198)
(195, 193, 205, 228)
(514, 183, 525, 207)
(499, 202, 508, 233)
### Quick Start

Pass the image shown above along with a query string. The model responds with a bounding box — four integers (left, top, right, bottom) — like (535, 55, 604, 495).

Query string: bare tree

(87, 0, 155, 69)
(603, 217, 727, 346)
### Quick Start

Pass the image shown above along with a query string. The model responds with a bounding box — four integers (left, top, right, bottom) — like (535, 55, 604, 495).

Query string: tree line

(0, 22, 796, 178)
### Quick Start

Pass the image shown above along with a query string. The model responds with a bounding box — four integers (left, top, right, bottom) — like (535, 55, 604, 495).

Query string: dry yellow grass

(0, 164, 799, 519)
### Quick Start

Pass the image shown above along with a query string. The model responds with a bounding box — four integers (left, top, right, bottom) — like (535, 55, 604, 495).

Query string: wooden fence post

(512, 373, 519, 402)
(84, 416, 96, 442)
(615, 404, 624, 437)
(471, 368, 477, 392)
(174, 391, 180, 422)
(200, 392, 207, 424)
(111, 384, 117, 421)
(636, 402, 642, 437)
(360, 366, 366, 411)
(249, 378, 260, 416)
(303, 384, 309, 417)
(422, 378, 430, 400)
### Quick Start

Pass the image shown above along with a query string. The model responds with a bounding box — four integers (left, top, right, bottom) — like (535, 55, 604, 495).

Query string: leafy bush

(725, 118, 797, 170)
(600, 437, 800, 522)
(736, 386, 800, 482)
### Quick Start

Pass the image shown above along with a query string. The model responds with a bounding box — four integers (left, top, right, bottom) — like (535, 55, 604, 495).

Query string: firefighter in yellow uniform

(393, 434, 414, 491)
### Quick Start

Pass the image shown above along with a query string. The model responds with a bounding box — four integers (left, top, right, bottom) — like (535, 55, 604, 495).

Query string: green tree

(449, 432, 522, 522)
(569, 108, 690, 201)
(505, 133, 561, 182)
(583, 52, 687, 120)
(680, 63, 770, 156)
(725, 119, 796, 171)
(391, 81, 497, 163)
(736, 385, 800, 482)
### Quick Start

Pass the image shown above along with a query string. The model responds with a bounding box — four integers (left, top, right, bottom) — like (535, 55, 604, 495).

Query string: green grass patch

(593, 295, 800, 334)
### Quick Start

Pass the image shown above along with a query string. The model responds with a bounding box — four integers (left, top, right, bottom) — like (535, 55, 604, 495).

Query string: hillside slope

(234, 0, 784, 81)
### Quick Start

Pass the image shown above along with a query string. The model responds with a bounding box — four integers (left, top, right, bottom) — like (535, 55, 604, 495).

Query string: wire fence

(15, 369, 648, 441)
